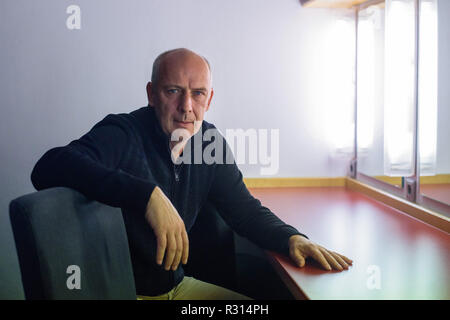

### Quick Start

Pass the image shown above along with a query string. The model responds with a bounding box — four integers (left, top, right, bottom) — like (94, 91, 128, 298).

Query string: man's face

(147, 51, 214, 138)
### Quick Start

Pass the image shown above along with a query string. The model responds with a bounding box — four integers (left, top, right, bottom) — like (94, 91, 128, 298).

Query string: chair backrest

(10, 187, 137, 300)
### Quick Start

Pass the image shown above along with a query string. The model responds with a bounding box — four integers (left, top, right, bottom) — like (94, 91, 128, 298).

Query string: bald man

(31, 48, 352, 300)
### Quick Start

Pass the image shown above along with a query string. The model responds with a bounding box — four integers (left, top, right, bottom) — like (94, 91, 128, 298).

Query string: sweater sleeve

(207, 137, 308, 257)
(31, 114, 157, 215)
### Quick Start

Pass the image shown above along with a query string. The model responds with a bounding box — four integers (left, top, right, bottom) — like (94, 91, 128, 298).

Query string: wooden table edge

(264, 251, 310, 300)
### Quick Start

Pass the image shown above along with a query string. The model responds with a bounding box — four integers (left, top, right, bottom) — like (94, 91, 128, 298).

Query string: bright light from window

(384, 0, 416, 176)
(418, 0, 438, 176)
(327, 18, 355, 155)
(357, 13, 376, 151)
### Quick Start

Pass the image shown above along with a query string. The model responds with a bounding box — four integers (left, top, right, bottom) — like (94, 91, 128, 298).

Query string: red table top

(249, 187, 450, 299)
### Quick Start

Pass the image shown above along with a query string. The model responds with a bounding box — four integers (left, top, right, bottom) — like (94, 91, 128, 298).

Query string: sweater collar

(147, 106, 169, 141)
(146, 106, 204, 159)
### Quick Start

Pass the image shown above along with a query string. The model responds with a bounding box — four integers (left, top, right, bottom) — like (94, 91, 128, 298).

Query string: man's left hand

(288, 235, 353, 271)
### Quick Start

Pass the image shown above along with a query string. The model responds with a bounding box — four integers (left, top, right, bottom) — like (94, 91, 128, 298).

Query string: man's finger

(336, 252, 353, 265)
(320, 248, 343, 271)
(171, 233, 183, 271)
(311, 248, 331, 271)
(330, 252, 349, 269)
(164, 233, 177, 270)
(156, 232, 167, 265)
(293, 249, 306, 268)
(181, 229, 189, 265)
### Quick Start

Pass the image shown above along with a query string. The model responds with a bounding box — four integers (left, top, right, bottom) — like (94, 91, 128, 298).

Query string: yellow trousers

(137, 276, 252, 300)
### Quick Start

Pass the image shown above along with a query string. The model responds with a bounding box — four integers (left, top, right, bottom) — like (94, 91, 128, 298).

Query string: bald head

(151, 48, 212, 89)
(146, 48, 214, 137)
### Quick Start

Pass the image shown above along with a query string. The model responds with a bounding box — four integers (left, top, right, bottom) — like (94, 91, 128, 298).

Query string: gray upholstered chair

(9, 187, 137, 300)
(10, 187, 240, 300)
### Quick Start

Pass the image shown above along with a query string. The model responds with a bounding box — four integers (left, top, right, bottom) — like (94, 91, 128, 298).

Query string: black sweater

(31, 106, 306, 295)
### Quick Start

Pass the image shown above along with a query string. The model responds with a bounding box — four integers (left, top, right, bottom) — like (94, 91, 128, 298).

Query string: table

(249, 187, 450, 299)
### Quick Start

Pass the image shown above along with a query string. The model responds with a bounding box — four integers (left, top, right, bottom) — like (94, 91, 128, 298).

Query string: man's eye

(167, 89, 179, 94)
(193, 91, 204, 96)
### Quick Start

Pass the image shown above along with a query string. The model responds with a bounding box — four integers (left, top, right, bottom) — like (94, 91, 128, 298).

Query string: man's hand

(288, 235, 353, 271)
(145, 186, 189, 271)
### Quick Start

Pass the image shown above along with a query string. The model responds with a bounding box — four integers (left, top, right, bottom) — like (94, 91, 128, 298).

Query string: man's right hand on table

(145, 186, 189, 271)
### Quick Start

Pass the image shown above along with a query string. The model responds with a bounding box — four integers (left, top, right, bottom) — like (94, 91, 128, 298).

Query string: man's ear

(146, 82, 154, 106)
(206, 88, 214, 112)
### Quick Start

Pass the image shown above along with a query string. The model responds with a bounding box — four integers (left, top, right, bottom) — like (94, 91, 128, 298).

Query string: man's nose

(179, 92, 193, 113)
